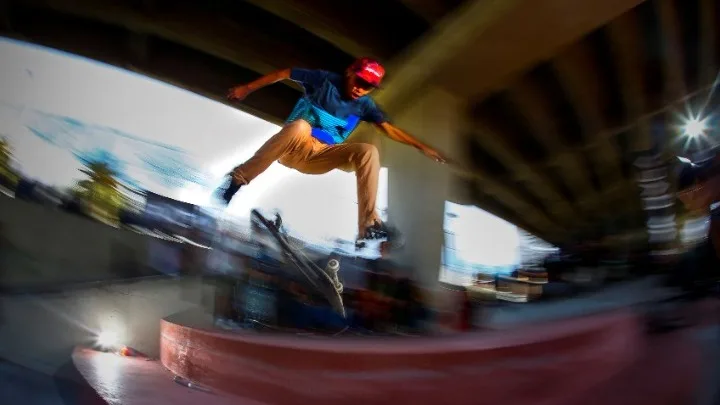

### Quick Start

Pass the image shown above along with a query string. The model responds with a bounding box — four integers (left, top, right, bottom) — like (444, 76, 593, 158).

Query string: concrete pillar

(383, 86, 465, 294)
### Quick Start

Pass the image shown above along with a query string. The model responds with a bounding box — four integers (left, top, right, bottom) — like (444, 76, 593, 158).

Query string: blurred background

(0, 0, 718, 404)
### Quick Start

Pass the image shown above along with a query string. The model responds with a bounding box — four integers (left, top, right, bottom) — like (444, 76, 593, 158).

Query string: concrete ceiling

(1, 0, 718, 247)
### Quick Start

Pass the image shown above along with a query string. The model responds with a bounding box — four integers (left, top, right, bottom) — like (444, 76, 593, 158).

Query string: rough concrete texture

(0, 196, 153, 289)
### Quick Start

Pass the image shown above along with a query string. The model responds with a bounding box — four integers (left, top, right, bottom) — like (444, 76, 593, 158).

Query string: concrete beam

(606, 11, 653, 152)
(467, 117, 586, 225)
(243, 0, 396, 59)
(375, 0, 521, 111)
(509, 78, 720, 176)
(507, 79, 601, 215)
(436, 0, 649, 99)
(125, 31, 149, 67)
(655, 0, 686, 102)
(448, 158, 567, 237)
(565, 85, 718, 156)
(139, 0, 156, 13)
(0, 11, 300, 125)
(698, 0, 717, 103)
(0, 0, 12, 31)
(552, 42, 625, 190)
(19, 0, 336, 80)
(496, 173, 640, 229)
(395, 0, 460, 23)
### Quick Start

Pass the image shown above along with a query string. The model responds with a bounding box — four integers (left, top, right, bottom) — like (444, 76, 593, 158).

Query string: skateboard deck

(250, 209, 346, 318)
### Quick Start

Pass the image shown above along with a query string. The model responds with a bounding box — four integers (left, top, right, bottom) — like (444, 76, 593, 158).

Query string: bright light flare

(96, 330, 120, 349)
(683, 117, 707, 138)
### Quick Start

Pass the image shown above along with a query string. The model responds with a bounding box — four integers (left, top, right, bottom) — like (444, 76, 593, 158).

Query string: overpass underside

(1, 0, 718, 282)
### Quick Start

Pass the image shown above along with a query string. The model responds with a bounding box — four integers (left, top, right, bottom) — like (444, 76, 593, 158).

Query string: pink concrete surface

(72, 347, 262, 405)
(159, 311, 651, 405)
(582, 330, 702, 405)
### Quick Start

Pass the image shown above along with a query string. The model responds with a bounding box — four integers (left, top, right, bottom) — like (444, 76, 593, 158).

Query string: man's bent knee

(356, 143, 379, 162)
(284, 119, 312, 137)
(272, 119, 312, 148)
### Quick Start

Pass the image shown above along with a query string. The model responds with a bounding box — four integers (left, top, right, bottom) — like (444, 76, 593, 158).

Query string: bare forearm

(379, 123, 428, 151)
(378, 122, 446, 163)
(245, 68, 291, 92)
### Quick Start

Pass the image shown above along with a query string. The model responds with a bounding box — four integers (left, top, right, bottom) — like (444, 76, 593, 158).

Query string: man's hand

(227, 84, 252, 101)
(421, 146, 446, 164)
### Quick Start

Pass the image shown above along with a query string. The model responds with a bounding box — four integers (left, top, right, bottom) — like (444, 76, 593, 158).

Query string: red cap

(350, 57, 385, 87)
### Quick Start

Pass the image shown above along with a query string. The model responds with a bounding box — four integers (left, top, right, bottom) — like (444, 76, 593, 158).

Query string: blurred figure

(677, 152, 720, 248)
(648, 150, 720, 332)
(672, 151, 720, 294)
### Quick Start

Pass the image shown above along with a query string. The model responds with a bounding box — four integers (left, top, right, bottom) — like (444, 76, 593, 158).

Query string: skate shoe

(215, 174, 242, 205)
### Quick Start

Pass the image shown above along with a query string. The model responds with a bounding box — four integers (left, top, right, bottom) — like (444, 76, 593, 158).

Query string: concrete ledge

(160, 311, 643, 405)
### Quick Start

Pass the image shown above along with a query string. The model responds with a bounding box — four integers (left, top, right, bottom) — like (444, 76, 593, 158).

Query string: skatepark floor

(0, 276, 717, 404)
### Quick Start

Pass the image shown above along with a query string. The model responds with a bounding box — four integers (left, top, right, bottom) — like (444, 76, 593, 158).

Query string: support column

(384, 87, 464, 295)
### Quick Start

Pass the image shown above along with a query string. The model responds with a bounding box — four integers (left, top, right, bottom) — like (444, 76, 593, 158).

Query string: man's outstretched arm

(375, 122, 446, 163)
(227, 68, 292, 101)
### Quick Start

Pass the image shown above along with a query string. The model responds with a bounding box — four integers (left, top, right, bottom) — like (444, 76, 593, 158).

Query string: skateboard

(250, 209, 346, 318)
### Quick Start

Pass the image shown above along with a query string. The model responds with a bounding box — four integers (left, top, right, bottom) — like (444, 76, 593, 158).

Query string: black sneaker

(216, 175, 242, 205)
(358, 221, 402, 244)
(361, 221, 389, 240)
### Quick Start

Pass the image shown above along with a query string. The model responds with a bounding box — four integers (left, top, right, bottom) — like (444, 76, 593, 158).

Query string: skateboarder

(218, 57, 446, 243)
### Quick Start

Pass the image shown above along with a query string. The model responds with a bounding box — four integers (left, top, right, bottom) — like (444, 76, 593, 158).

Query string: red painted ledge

(160, 311, 645, 405)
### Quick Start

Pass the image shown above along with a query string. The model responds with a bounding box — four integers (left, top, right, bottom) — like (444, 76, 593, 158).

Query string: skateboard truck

(273, 213, 282, 229)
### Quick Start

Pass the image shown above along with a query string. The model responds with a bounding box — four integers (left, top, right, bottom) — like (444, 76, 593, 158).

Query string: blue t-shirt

(287, 68, 387, 144)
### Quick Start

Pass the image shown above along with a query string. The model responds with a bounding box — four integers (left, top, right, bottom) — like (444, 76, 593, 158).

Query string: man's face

(345, 73, 376, 100)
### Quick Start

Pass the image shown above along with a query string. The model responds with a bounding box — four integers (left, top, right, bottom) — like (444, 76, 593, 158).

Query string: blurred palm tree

(73, 159, 126, 225)
(0, 137, 9, 165)
(0, 136, 20, 189)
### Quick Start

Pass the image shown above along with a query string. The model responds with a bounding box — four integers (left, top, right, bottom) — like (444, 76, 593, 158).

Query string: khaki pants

(232, 119, 381, 236)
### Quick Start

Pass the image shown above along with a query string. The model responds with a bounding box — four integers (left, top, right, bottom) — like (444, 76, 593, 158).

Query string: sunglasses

(353, 76, 376, 90)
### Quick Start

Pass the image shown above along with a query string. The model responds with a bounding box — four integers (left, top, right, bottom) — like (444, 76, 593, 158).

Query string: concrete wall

(0, 276, 211, 374)
(0, 195, 217, 375)
(0, 195, 192, 289)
